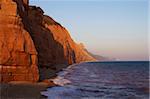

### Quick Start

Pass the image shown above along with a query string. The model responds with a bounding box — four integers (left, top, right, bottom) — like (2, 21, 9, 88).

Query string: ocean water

(41, 61, 149, 99)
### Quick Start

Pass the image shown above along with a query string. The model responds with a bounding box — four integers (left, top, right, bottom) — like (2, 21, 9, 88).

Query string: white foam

(41, 86, 80, 99)
(51, 76, 71, 86)
(50, 64, 80, 86)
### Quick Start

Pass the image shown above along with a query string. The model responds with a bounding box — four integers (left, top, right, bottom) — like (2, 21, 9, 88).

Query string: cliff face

(0, 0, 39, 82)
(0, 0, 95, 82)
(43, 15, 95, 64)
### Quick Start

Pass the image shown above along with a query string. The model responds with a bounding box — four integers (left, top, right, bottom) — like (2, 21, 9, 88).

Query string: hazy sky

(30, 0, 149, 61)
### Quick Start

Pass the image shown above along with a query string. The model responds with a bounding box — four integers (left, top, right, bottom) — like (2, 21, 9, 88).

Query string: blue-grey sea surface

(41, 61, 149, 99)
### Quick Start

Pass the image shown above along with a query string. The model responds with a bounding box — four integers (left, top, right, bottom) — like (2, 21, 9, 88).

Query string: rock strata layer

(0, 0, 39, 82)
(0, 0, 96, 82)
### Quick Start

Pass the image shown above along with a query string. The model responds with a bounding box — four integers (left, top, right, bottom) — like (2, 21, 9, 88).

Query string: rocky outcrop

(90, 54, 116, 61)
(25, 6, 95, 80)
(0, 0, 39, 82)
(43, 15, 95, 64)
(0, 0, 96, 82)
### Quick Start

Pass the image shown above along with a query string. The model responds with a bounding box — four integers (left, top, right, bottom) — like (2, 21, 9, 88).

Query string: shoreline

(0, 64, 71, 99)
(0, 62, 149, 99)
(0, 81, 57, 99)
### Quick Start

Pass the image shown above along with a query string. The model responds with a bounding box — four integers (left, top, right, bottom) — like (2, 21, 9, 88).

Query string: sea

(41, 61, 149, 99)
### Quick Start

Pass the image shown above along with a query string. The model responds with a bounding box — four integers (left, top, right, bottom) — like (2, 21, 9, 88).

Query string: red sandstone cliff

(0, 0, 96, 82)
(0, 0, 39, 82)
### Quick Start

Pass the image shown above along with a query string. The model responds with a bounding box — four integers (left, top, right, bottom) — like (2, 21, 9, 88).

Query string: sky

(30, 0, 149, 61)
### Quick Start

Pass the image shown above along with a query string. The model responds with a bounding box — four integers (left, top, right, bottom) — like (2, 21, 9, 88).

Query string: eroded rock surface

(0, 0, 39, 82)
(0, 0, 96, 82)
(25, 7, 96, 80)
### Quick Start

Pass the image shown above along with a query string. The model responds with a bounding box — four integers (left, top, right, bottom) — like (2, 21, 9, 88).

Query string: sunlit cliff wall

(0, 0, 39, 82)
(0, 0, 96, 82)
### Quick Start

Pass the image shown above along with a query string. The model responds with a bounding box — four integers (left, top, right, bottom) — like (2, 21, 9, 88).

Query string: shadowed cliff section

(24, 6, 96, 80)
(23, 6, 69, 80)
(0, 0, 96, 82)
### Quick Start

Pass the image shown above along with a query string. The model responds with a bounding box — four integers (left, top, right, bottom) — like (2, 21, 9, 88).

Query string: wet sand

(0, 81, 56, 99)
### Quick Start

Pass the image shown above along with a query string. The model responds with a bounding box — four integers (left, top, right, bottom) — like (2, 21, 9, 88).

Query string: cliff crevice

(0, 0, 96, 82)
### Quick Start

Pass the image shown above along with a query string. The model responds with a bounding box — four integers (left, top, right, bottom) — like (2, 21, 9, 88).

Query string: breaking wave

(41, 61, 149, 99)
